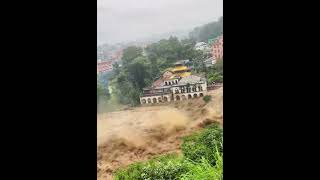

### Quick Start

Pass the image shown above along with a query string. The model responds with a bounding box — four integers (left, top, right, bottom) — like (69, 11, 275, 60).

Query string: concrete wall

(172, 83, 207, 94)
(140, 94, 172, 104)
(140, 82, 208, 105)
(173, 92, 206, 101)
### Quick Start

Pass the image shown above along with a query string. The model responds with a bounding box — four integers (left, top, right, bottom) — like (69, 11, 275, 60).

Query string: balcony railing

(141, 91, 171, 97)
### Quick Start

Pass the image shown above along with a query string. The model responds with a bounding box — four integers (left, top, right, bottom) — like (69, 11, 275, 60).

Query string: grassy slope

(114, 124, 223, 180)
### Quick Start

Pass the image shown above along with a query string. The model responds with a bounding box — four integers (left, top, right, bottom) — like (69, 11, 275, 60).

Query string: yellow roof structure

(168, 74, 180, 80)
(168, 72, 192, 80)
(177, 72, 191, 77)
(172, 65, 188, 72)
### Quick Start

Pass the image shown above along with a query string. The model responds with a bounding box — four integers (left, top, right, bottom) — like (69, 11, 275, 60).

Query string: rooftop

(177, 75, 205, 85)
(152, 79, 164, 87)
(176, 72, 191, 78)
(166, 74, 180, 80)
(172, 65, 188, 72)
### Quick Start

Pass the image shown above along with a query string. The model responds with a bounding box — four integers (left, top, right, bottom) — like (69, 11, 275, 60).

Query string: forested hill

(189, 16, 223, 42)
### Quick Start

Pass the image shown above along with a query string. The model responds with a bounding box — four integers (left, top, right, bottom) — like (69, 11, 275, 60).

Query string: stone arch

(165, 82, 168, 86)
(163, 96, 168, 102)
(142, 99, 146, 104)
(147, 98, 151, 103)
(193, 94, 198, 98)
(188, 94, 192, 99)
(158, 97, 162, 103)
(169, 82, 171, 85)
(176, 95, 181, 101)
(181, 95, 186, 100)
(175, 80, 178, 84)
(199, 93, 204, 97)
(153, 98, 157, 103)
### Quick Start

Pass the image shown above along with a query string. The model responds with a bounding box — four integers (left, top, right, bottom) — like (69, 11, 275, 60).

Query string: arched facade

(140, 76, 208, 105)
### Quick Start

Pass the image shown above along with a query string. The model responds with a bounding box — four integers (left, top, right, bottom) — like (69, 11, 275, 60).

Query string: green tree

(122, 46, 143, 65)
(207, 59, 223, 84)
(127, 62, 149, 90)
(112, 62, 120, 77)
(97, 82, 110, 104)
(189, 16, 223, 42)
(107, 36, 215, 107)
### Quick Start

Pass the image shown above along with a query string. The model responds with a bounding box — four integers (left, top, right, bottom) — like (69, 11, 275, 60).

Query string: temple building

(140, 60, 207, 104)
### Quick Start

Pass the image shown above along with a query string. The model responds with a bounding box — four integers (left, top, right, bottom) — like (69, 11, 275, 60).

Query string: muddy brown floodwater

(97, 87, 223, 180)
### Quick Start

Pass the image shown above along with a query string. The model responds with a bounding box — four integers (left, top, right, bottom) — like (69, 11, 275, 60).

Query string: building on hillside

(140, 75, 207, 104)
(97, 60, 113, 74)
(162, 70, 174, 79)
(195, 42, 210, 51)
(204, 57, 215, 67)
(211, 34, 223, 62)
(140, 60, 207, 104)
(162, 62, 192, 86)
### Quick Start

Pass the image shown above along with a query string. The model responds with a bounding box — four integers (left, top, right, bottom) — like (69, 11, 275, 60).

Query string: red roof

(152, 79, 163, 87)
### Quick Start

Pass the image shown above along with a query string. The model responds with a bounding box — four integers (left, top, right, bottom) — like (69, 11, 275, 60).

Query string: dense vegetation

(97, 80, 110, 110)
(114, 124, 223, 180)
(203, 95, 212, 103)
(189, 16, 223, 43)
(207, 58, 223, 84)
(98, 21, 223, 107)
(109, 37, 204, 106)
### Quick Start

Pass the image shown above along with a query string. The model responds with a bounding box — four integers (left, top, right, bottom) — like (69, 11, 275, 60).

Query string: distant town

(97, 34, 223, 74)
(140, 34, 223, 104)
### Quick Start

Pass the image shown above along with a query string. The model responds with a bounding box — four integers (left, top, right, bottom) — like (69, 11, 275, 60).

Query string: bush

(114, 154, 188, 180)
(114, 124, 223, 180)
(208, 72, 223, 84)
(114, 153, 223, 180)
(181, 123, 223, 166)
(114, 162, 144, 180)
(203, 95, 212, 103)
(180, 154, 223, 180)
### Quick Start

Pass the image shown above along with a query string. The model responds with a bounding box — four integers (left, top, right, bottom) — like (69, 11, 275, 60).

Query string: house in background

(204, 57, 215, 67)
(211, 34, 223, 63)
(97, 60, 113, 74)
(195, 42, 210, 51)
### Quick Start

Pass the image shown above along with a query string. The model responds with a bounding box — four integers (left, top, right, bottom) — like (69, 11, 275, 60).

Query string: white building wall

(140, 81, 208, 105)
(140, 94, 172, 104)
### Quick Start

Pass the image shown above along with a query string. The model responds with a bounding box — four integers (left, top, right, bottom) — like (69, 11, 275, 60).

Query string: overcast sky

(98, 0, 223, 45)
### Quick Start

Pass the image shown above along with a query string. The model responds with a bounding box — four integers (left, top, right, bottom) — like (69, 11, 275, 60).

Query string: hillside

(97, 87, 223, 180)
(189, 16, 223, 42)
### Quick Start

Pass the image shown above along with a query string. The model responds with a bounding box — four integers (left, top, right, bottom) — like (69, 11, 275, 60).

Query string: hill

(189, 16, 223, 42)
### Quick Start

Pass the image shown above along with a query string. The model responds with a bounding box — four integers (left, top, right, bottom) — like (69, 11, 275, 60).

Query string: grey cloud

(98, 0, 223, 44)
